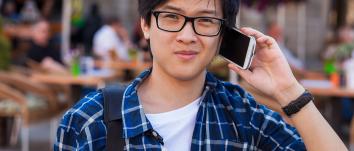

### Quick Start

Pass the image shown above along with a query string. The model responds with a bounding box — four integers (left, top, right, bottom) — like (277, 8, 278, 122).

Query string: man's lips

(174, 51, 198, 60)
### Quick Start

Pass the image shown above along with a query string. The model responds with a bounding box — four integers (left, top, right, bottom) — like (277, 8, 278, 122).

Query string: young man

(54, 0, 347, 150)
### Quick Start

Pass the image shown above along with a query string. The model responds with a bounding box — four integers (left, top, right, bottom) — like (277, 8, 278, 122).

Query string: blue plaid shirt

(54, 69, 306, 151)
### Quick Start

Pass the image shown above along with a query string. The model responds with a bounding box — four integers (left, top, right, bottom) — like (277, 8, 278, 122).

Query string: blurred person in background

(323, 25, 354, 64)
(82, 3, 103, 55)
(132, 20, 152, 62)
(0, 0, 21, 23)
(267, 22, 304, 70)
(132, 20, 148, 51)
(36, 0, 55, 19)
(323, 27, 354, 95)
(20, 0, 40, 23)
(26, 19, 67, 74)
(93, 16, 131, 61)
(267, 22, 325, 80)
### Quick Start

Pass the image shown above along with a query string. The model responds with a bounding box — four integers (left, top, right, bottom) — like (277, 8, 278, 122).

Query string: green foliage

(323, 59, 337, 75)
(0, 35, 11, 70)
(334, 43, 354, 62)
(323, 43, 354, 75)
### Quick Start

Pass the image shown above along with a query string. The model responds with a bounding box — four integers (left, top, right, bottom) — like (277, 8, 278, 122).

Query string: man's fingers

(241, 27, 277, 48)
(240, 27, 265, 39)
(258, 36, 276, 44)
(257, 36, 277, 49)
(228, 63, 253, 82)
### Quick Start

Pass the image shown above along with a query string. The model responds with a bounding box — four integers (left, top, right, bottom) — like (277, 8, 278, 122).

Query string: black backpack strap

(102, 85, 126, 151)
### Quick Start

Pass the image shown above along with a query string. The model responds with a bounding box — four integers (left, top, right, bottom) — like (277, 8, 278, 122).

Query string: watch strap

(282, 90, 314, 117)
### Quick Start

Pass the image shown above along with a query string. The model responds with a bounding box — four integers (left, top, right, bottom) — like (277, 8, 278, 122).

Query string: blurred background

(0, 0, 353, 151)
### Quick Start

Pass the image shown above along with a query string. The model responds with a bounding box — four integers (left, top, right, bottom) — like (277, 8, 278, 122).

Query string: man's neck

(138, 67, 206, 114)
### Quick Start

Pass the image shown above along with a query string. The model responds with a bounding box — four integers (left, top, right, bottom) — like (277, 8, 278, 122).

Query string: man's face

(32, 21, 50, 45)
(141, 0, 223, 81)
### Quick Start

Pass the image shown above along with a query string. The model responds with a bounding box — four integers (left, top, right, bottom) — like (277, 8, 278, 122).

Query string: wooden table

(29, 60, 151, 100)
(303, 82, 354, 145)
(30, 69, 122, 103)
(94, 60, 152, 81)
(94, 60, 151, 71)
(306, 87, 354, 98)
(31, 73, 106, 87)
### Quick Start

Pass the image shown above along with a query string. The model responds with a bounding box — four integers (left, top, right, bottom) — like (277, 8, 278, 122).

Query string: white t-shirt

(93, 25, 130, 61)
(145, 98, 201, 151)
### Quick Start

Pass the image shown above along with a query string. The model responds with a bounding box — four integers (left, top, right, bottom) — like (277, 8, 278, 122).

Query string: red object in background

(330, 72, 340, 87)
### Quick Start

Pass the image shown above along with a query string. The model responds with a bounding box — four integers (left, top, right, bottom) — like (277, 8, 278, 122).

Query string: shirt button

(152, 131, 158, 137)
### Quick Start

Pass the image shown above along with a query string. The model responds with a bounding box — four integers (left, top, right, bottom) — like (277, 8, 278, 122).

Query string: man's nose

(176, 22, 197, 44)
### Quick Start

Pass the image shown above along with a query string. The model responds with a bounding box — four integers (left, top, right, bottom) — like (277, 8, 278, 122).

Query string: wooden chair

(0, 83, 26, 147)
(0, 82, 27, 116)
(0, 71, 70, 151)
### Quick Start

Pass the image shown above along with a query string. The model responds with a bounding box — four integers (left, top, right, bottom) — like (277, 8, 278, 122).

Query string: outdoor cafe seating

(0, 70, 70, 151)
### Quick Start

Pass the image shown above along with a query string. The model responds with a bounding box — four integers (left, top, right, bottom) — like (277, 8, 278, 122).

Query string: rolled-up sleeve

(247, 95, 306, 150)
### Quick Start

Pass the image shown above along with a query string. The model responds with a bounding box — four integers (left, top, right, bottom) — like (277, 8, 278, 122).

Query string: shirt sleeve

(53, 92, 106, 151)
(246, 95, 306, 151)
(54, 121, 106, 151)
(54, 122, 80, 151)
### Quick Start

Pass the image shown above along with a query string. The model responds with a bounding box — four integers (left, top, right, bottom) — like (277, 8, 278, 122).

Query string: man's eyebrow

(198, 10, 218, 16)
(159, 5, 218, 16)
(158, 5, 183, 12)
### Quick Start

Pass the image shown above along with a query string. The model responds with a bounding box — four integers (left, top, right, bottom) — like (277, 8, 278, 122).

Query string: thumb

(228, 63, 253, 82)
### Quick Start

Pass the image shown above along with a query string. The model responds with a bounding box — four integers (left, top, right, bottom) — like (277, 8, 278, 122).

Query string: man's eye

(198, 18, 216, 24)
(161, 13, 180, 20)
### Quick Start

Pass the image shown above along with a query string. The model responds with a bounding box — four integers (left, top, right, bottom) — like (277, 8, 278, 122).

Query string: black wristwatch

(282, 90, 314, 117)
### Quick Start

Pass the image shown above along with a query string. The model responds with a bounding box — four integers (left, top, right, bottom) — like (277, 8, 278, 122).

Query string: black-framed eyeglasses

(151, 11, 225, 37)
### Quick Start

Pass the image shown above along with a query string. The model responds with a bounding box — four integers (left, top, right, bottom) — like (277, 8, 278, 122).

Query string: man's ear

(140, 18, 150, 39)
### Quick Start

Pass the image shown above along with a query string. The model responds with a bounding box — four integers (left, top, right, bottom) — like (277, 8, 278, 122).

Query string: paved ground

(0, 117, 59, 151)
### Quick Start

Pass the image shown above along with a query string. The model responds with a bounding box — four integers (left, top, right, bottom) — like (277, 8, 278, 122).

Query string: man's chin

(169, 69, 206, 82)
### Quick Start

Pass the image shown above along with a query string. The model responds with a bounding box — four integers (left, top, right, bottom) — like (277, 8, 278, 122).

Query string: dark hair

(104, 16, 122, 25)
(90, 3, 100, 16)
(32, 18, 49, 27)
(138, 0, 240, 28)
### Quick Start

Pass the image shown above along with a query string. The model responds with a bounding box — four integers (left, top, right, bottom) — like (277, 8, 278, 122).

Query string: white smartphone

(219, 26, 256, 70)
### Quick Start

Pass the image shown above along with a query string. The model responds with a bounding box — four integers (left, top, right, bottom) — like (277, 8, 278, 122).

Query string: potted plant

(0, 17, 11, 71)
(323, 42, 354, 87)
(0, 17, 13, 147)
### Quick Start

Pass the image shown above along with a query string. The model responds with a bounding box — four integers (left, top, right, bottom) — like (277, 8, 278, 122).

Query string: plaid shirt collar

(121, 68, 218, 138)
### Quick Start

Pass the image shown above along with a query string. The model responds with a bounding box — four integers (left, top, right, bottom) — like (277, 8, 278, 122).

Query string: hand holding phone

(219, 26, 256, 70)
